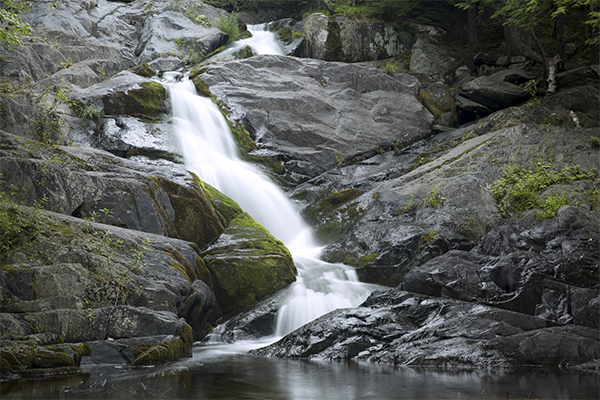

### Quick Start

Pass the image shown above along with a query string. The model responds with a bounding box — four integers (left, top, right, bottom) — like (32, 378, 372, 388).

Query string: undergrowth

(491, 159, 598, 220)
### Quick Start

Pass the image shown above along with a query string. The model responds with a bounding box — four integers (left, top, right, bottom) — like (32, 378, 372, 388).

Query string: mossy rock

(151, 176, 226, 249)
(419, 85, 457, 127)
(131, 63, 156, 78)
(0, 343, 77, 375)
(102, 81, 168, 119)
(130, 333, 191, 367)
(202, 212, 296, 315)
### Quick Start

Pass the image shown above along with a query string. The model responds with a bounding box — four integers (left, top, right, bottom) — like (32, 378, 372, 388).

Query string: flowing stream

(2, 25, 599, 400)
(166, 25, 377, 338)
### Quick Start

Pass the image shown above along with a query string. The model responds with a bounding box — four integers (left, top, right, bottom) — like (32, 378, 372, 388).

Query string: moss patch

(102, 81, 167, 119)
(202, 212, 296, 315)
(130, 334, 190, 367)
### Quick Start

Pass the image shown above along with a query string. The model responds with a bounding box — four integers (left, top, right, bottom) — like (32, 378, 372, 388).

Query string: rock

(199, 55, 433, 183)
(298, 13, 403, 62)
(134, 11, 228, 64)
(419, 83, 457, 127)
(541, 85, 600, 127)
(201, 212, 297, 316)
(251, 286, 600, 371)
(409, 39, 456, 82)
(459, 69, 531, 114)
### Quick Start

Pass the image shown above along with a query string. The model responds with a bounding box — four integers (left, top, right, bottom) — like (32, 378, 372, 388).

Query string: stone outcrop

(198, 54, 433, 184)
(298, 13, 405, 62)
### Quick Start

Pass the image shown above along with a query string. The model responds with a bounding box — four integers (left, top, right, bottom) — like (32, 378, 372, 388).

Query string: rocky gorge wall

(1, 0, 599, 381)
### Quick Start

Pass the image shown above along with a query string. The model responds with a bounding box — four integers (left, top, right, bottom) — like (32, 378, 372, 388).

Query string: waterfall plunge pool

(2, 342, 598, 399)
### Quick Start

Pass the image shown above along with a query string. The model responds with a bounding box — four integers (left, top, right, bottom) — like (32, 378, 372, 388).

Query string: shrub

(216, 13, 239, 43)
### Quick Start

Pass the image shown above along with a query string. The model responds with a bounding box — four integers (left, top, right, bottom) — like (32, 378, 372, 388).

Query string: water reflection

(2, 343, 598, 399)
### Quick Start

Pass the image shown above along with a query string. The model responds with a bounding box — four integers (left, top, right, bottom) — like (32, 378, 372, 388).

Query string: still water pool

(2, 341, 598, 399)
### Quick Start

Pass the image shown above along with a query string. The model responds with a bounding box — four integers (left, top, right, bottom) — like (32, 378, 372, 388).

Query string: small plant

(98, 63, 106, 81)
(382, 59, 398, 74)
(536, 192, 571, 221)
(128, 237, 152, 274)
(523, 79, 541, 108)
(216, 13, 240, 43)
(36, 82, 71, 144)
(425, 185, 446, 207)
(421, 229, 439, 243)
(335, 150, 345, 168)
(491, 159, 597, 214)
(591, 136, 600, 148)
(60, 57, 73, 69)
(187, 47, 205, 64)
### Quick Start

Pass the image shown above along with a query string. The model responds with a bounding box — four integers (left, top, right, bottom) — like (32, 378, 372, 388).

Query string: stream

(2, 23, 598, 400)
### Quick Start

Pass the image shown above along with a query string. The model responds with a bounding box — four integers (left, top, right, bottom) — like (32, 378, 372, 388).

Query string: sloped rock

(252, 288, 600, 371)
(409, 40, 456, 82)
(134, 10, 228, 64)
(199, 54, 433, 183)
(459, 69, 531, 113)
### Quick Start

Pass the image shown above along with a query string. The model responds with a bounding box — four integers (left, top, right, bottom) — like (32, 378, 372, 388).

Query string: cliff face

(1, 0, 599, 380)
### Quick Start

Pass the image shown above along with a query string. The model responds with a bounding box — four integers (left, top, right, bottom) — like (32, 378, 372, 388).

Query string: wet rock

(253, 288, 600, 371)
(199, 55, 433, 182)
(201, 212, 297, 316)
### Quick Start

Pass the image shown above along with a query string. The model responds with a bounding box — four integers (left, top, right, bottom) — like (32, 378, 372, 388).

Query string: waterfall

(165, 26, 376, 337)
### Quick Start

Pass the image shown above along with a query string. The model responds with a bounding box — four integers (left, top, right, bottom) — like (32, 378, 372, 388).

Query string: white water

(166, 26, 376, 337)
(210, 23, 285, 61)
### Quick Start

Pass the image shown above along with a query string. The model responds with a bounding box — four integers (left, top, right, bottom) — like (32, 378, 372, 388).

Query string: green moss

(202, 212, 296, 315)
(0, 344, 75, 372)
(102, 81, 167, 119)
(130, 336, 188, 367)
(291, 190, 309, 201)
(131, 63, 156, 78)
(0, 203, 39, 255)
(190, 172, 243, 227)
(491, 160, 597, 214)
(152, 176, 225, 249)
(325, 20, 343, 61)
(305, 188, 364, 223)
(419, 89, 456, 126)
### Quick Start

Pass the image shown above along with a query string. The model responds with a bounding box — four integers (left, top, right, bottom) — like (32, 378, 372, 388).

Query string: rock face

(252, 206, 600, 370)
(298, 13, 404, 62)
(1, 0, 599, 383)
(198, 54, 433, 183)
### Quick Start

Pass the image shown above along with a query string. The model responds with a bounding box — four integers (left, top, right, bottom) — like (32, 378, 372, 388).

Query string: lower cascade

(165, 76, 376, 338)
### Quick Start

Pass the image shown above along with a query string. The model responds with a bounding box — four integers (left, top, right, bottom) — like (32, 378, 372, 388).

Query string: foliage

(424, 185, 445, 207)
(36, 82, 71, 144)
(591, 136, 600, 148)
(381, 59, 398, 74)
(0, 0, 31, 49)
(421, 229, 439, 244)
(536, 192, 572, 221)
(335, 150, 345, 167)
(491, 159, 597, 213)
(216, 13, 239, 43)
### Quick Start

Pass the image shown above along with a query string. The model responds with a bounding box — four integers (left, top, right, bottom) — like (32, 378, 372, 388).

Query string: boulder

(252, 283, 600, 370)
(409, 39, 456, 82)
(201, 212, 297, 316)
(298, 13, 403, 62)
(198, 55, 433, 183)
(459, 69, 532, 113)
(134, 11, 228, 64)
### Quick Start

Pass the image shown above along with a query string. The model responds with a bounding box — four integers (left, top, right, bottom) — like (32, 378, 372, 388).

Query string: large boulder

(198, 55, 433, 183)
(252, 289, 600, 371)
(298, 13, 405, 62)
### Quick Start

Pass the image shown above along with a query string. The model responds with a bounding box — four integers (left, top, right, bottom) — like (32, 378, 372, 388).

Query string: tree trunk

(504, 25, 545, 67)
(555, 12, 565, 63)
(320, 0, 335, 15)
(468, 5, 479, 47)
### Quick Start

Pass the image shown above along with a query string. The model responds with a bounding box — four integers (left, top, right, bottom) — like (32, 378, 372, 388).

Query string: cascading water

(165, 26, 376, 338)
(210, 23, 285, 61)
